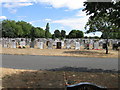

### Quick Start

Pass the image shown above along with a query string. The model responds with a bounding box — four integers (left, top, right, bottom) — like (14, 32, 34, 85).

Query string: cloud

(38, 0, 86, 10)
(0, 0, 33, 3)
(8, 8, 17, 13)
(0, 16, 7, 19)
(1, 0, 86, 10)
(2, 2, 33, 13)
(52, 16, 89, 31)
(44, 19, 52, 22)
(3, 2, 33, 8)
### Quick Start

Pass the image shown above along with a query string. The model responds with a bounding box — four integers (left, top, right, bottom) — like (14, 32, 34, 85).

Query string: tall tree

(83, 1, 120, 54)
(83, 1, 120, 27)
(45, 23, 51, 38)
(30, 27, 35, 42)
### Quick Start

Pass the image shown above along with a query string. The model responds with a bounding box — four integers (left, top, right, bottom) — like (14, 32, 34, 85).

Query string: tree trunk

(105, 39, 108, 54)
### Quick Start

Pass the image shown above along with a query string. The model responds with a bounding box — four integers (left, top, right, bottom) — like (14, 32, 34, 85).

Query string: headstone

(61, 41, 64, 47)
(30, 41, 35, 48)
(47, 41, 53, 49)
(112, 41, 118, 50)
(38, 42, 44, 49)
(11, 40, 16, 48)
(66, 41, 71, 49)
(102, 43, 107, 49)
(2, 39, 8, 48)
(20, 39, 26, 48)
(94, 42, 99, 49)
(56, 42, 62, 49)
(75, 42, 80, 50)
(84, 42, 89, 50)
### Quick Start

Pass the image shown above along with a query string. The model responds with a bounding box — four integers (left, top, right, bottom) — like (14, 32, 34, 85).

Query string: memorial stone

(38, 41, 44, 49)
(94, 42, 99, 49)
(11, 40, 16, 48)
(47, 41, 53, 49)
(56, 42, 62, 49)
(75, 42, 80, 50)
(66, 41, 71, 49)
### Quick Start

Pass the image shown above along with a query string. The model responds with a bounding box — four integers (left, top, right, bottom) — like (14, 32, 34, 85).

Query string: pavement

(2, 54, 118, 71)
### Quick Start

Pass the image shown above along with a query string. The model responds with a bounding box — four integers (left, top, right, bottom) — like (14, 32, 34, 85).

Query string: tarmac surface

(2, 54, 118, 72)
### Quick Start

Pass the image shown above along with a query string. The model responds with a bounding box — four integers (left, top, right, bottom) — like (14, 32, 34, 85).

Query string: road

(2, 54, 118, 71)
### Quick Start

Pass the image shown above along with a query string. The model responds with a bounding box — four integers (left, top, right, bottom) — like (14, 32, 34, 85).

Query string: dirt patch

(1, 68, 119, 89)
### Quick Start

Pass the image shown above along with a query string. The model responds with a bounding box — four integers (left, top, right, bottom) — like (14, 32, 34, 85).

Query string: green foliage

(68, 30, 84, 38)
(61, 30, 66, 38)
(54, 30, 61, 38)
(45, 23, 51, 38)
(85, 14, 119, 39)
(83, 1, 120, 32)
(53, 29, 66, 39)
(30, 27, 35, 41)
(52, 34, 55, 39)
(34, 27, 45, 38)
(17, 21, 32, 38)
(2, 20, 48, 38)
(83, 1, 120, 54)
(2, 20, 23, 38)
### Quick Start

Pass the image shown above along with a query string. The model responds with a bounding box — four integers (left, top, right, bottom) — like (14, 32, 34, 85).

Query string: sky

(0, 0, 102, 37)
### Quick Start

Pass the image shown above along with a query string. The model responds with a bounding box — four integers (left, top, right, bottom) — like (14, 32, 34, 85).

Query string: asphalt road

(2, 54, 118, 71)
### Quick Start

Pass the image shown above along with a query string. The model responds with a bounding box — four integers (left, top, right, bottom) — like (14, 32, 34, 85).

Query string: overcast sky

(0, 0, 102, 37)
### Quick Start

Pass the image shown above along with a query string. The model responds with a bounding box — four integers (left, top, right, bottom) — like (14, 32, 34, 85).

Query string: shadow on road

(46, 66, 118, 73)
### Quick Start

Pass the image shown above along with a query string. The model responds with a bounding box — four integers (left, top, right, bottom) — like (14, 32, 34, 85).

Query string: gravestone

(20, 39, 26, 48)
(2, 40, 8, 48)
(112, 40, 118, 50)
(56, 42, 62, 49)
(47, 41, 53, 49)
(30, 41, 35, 48)
(94, 42, 99, 49)
(75, 42, 80, 50)
(11, 40, 16, 48)
(66, 41, 71, 49)
(84, 42, 89, 50)
(38, 42, 44, 49)
(61, 41, 64, 47)
(102, 43, 107, 49)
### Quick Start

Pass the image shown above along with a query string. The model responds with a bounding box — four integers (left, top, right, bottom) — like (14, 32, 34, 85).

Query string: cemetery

(0, 38, 119, 58)
(1, 1, 120, 89)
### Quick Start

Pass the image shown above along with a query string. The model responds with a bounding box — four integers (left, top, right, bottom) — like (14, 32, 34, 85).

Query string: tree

(17, 21, 32, 38)
(2, 20, 23, 38)
(85, 14, 119, 54)
(34, 27, 45, 38)
(61, 30, 66, 38)
(83, 1, 120, 54)
(54, 30, 61, 38)
(52, 34, 55, 39)
(83, 1, 120, 27)
(68, 30, 84, 38)
(101, 30, 120, 39)
(76, 30, 84, 38)
(45, 23, 51, 38)
(30, 27, 35, 42)
(2, 20, 47, 38)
